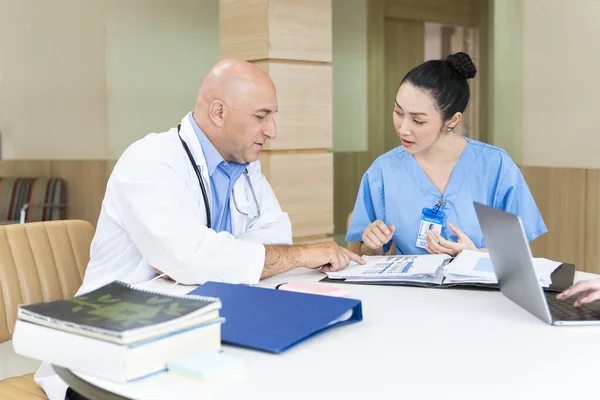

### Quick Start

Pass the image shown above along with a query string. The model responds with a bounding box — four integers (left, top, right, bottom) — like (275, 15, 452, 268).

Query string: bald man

(35, 59, 364, 400)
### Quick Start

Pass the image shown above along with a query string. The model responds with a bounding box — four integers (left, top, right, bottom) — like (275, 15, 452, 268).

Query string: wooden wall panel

(106, 160, 118, 178)
(383, 17, 424, 150)
(333, 151, 371, 234)
(294, 236, 335, 245)
(333, 0, 385, 235)
(223, 0, 333, 240)
(220, 0, 331, 62)
(473, 0, 489, 144)
(0, 160, 109, 226)
(50, 161, 108, 225)
(0, 161, 52, 177)
(219, 0, 268, 60)
(255, 61, 332, 150)
(521, 166, 586, 270)
(385, 0, 475, 27)
(367, 0, 386, 160)
(260, 152, 333, 238)
(268, 0, 332, 62)
(585, 170, 600, 273)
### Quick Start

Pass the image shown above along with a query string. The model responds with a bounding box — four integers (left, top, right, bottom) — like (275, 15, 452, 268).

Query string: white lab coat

(34, 112, 293, 399)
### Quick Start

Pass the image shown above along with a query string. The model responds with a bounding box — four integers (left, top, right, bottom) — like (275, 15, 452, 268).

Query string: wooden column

(220, 0, 333, 242)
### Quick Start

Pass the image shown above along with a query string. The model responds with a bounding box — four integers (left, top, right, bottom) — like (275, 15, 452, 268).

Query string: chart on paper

(326, 254, 450, 282)
(473, 257, 494, 273)
(363, 256, 417, 275)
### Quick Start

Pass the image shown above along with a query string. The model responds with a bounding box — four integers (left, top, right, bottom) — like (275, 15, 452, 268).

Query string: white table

(66, 269, 600, 400)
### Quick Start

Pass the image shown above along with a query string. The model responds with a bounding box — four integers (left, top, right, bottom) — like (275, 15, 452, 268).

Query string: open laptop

(473, 202, 600, 325)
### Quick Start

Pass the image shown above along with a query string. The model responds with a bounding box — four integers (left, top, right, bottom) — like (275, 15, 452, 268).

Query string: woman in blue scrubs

(346, 52, 546, 256)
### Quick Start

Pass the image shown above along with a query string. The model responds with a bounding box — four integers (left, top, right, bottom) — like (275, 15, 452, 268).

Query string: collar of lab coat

(176, 112, 252, 231)
(178, 112, 212, 208)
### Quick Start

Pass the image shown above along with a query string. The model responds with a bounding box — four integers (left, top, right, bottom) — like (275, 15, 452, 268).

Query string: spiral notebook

(17, 280, 222, 345)
(14, 281, 224, 382)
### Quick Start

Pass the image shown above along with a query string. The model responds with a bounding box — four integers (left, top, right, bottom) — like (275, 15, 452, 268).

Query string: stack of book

(12, 281, 223, 382)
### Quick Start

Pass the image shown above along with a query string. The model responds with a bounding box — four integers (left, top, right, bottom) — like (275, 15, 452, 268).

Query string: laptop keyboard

(545, 292, 600, 321)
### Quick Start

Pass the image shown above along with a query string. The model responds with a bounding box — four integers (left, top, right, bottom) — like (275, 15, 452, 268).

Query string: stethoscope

(177, 124, 261, 229)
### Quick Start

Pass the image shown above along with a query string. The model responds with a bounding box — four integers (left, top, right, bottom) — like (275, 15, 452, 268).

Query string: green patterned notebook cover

(18, 281, 220, 336)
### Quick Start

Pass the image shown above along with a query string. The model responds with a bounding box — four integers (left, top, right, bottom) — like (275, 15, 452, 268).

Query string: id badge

(415, 205, 446, 249)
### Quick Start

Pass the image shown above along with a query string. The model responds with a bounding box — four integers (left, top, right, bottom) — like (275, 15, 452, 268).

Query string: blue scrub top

(346, 138, 547, 255)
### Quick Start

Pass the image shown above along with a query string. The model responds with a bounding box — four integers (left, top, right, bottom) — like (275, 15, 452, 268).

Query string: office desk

(56, 269, 600, 400)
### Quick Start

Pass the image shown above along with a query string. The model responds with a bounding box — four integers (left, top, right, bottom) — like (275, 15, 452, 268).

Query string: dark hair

(400, 52, 477, 122)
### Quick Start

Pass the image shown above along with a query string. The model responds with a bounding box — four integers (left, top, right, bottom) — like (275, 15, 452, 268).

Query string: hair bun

(446, 52, 477, 79)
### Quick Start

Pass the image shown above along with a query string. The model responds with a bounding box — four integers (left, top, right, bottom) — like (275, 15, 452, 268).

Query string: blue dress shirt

(189, 114, 248, 233)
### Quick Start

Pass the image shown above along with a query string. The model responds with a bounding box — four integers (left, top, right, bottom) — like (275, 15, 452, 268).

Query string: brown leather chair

(0, 220, 94, 399)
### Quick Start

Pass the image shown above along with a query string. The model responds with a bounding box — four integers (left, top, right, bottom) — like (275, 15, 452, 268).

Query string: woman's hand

(557, 279, 600, 307)
(425, 223, 477, 256)
(362, 220, 395, 251)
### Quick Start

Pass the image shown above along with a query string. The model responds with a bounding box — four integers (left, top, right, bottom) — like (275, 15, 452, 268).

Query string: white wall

(0, 0, 219, 160)
(332, 0, 368, 152)
(106, 0, 219, 159)
(424, 23, 443, 61)
(0, 0, 108, 159)
(490, 0, 523, 163)
(1, 0, 375, 158)
(522, 0, 600, 168)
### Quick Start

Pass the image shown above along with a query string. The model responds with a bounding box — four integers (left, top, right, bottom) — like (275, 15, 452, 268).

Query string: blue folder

(188, 282, 363, 354)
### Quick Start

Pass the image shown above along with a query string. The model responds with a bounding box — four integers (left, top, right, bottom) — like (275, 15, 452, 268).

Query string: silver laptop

(473, 202, 600, 326)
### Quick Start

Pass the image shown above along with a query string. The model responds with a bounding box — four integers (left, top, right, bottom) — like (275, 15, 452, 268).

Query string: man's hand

(262, 241, 365, 279)
(557, 279, 600, 307)
(425, 223, 477, 256)
(303, 241, 366, 273)
(154, 268, 173, 281)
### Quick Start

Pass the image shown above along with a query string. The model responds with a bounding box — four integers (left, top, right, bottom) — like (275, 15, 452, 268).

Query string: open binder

(321, 257, 575, 293)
